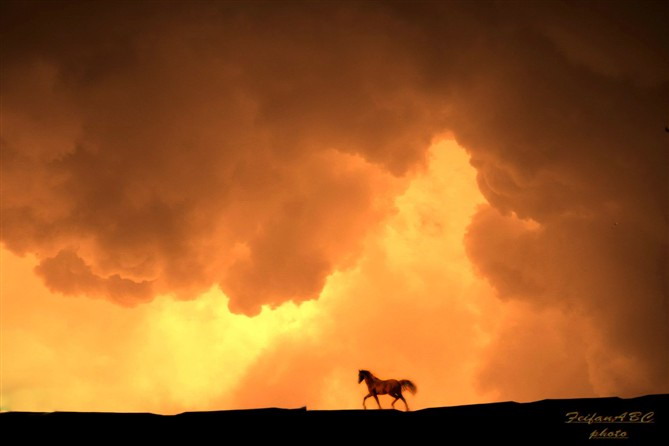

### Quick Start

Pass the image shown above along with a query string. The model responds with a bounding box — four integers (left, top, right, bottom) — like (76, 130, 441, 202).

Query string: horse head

(358, 369, 369, 383)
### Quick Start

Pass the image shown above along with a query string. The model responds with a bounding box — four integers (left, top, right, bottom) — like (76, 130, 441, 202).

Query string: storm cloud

(1, 0, 667, 402)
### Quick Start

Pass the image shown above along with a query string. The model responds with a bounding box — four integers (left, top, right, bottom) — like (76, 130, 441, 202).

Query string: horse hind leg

(400, 395, 409, 412)
(391, 393, 400, 409)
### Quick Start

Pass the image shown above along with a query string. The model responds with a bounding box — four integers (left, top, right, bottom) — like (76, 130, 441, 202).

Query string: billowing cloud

(449, 1, 668, 397)
(1, 0, 667, 409)
(1, 1, 436, 314)
(0, 142, 491, 413)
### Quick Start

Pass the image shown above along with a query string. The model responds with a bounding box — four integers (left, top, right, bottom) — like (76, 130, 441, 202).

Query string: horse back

(380, 379, 401, 394)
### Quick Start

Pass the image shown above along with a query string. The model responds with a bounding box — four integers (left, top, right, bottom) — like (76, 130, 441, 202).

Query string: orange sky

(1, 1, 667, 413)
(2, 140, 504, 413)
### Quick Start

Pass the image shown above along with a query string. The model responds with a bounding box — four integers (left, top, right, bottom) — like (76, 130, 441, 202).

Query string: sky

(1, 0, 667, 413)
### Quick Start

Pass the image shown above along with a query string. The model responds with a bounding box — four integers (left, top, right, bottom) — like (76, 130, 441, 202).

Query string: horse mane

(359, 369, 375, 379)
(358, 369, 375, 383)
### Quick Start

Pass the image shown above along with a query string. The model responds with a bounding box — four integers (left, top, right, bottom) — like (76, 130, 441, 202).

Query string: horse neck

(364, 372, 378, 386)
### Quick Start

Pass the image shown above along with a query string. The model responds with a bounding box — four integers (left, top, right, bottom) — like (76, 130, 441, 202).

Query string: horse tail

(399, 380, 417, 395)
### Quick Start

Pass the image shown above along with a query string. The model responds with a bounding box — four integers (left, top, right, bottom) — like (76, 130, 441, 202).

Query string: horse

(358, 369, 417, 411)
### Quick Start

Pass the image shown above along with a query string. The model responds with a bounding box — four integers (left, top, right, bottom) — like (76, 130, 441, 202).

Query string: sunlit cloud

(1, 1, 666, 413)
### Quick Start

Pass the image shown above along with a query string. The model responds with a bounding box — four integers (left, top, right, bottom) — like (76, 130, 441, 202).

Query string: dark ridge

(2, 394, 667, 444)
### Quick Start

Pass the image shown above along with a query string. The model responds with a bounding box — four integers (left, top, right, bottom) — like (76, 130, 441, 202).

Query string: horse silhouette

(358, 369, 417, 411)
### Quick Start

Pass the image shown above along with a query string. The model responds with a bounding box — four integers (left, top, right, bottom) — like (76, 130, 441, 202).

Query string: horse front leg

(362, 393, 372, 410)
(373, 393, 382, 409)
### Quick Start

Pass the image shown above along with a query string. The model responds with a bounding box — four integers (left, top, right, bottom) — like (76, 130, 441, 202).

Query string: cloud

(1, 1, 433, 314)
(34, 249, 153, 306)
(0, 142, 492, 412)
(1, 0, 667, 405)
(228, 142, 493, 410)
(476, 301, 596, 401)
(444, 1, 669, 397)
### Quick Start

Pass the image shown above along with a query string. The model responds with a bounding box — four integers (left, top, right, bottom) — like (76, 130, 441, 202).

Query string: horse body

(358, 370, 417, 411)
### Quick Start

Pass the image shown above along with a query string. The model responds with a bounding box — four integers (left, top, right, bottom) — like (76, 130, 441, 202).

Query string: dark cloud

(448, 1, 668, 397)
(1, 1, 431, 314)
(35, 249, 153, 306)
(1, 0, 667, 398)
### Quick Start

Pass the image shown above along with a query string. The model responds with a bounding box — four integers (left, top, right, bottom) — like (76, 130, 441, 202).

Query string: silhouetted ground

(2, 394, 666, 444)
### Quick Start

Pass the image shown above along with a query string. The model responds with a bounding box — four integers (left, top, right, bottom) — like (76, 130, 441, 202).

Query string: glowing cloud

(1, 1, 666, 412)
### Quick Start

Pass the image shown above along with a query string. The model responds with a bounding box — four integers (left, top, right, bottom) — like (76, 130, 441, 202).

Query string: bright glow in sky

(2, 140, 502, 413)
